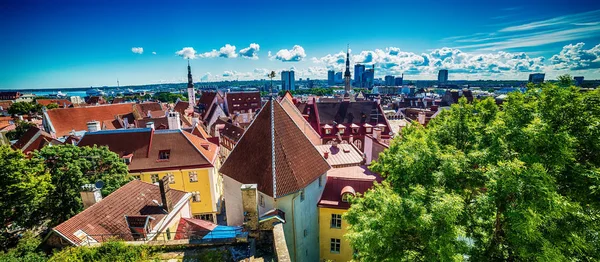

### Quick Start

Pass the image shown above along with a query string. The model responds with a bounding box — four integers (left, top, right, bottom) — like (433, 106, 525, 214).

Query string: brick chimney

(167, 111, 181, 130)
(241, 184, 259, 232)
(80, 184, 102, 209)
(158, 176, 173, 213)
(87, 120, 101, 132)
(373, 127, 382, 141)
(418, 111, 426, 125)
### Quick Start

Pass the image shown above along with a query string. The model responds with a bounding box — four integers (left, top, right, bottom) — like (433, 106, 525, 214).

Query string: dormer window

(158, 150, 170, 161)
(337, 124, 346, 135)
(364, 123, 373, 133)
(323, 124, 333, 135)
(341, 186, 356, 203)
(351, 123, 360, 134)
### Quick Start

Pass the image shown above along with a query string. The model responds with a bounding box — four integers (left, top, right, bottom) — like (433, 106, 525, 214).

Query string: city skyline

(1, 0, 600, 89)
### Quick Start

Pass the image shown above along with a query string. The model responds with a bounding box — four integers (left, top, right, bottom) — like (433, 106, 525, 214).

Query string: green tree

(7, 102, 42, 116)
(0, 146, 51, 249)
(0, 233, 48, 262)
(33, 145, 131, 226)
(5, 120, 36, 141)
(153, 92, 187, 103)
(345, 83, 600, 261)
(557, 74, 573, 87)
(45, 103, 59, 110)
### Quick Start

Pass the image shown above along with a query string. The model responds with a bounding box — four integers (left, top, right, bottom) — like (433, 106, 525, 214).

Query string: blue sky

(1, 0, 600, 89)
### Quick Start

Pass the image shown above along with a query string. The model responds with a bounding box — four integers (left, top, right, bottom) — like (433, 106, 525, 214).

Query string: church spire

(344, 45, 352, 97)
(186, 59, 196, 111)
(344, 44, 351, 77)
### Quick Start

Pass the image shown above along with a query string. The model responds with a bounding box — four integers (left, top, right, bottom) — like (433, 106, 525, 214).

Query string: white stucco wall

(223, 175, 244, 226)
(276, 174, 325, 262)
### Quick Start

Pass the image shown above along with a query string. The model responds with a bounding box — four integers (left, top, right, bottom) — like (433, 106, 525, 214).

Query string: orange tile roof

(37, 99, 72, 108)
(219, 100, 331, 198)
(45, 103, 135, 137)
(52, 180, 188, 245)
(12, 126, 61, 154)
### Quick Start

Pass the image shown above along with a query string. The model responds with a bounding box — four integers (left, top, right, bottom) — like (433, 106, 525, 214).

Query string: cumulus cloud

(550, 42, 600, 70)
(199, 44, 238, 58)
(131, 47, 144, 54)
(152, 51, 157, 55)
(275, 45, 306, 62)
(175, 47, 197, 59)
(239, 43, 260, 59)
(253, 68, 269, 77)
(201, 72, 212, 81)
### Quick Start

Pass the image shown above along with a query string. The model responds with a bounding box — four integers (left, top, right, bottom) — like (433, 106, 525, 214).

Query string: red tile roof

(52, 180, 188, 245)
(77, 128, 217, 172)
(318, 166, 381, 209)
(174, 218, 217, 240)
(37, 99, 72, 108)
(12, 126, 61, 154)
(0, 100, 14, 110)
(219, 100, 331, 197)
(45, 103, 136, 137)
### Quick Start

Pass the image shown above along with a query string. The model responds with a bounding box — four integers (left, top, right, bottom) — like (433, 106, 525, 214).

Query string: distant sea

(30, 90, 88, 98)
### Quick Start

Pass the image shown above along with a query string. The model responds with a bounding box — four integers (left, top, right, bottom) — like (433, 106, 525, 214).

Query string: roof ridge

(179, 130, 213, 165)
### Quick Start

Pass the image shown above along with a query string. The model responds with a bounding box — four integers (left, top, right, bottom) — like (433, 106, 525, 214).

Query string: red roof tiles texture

(52, 180, 188, 245)
(45, 103, 135, 137)
(219, 100, 331, 197)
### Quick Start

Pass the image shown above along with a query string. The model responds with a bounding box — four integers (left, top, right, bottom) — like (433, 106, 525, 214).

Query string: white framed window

(189, 172, 198, 182)
(325, 128, 331, 135)
(338, 128, 345, 134)
(330, 238, 341, 253)
(151, 174, 159, 184)
(192, 191, 201, 202)
(132, 175, 141, 180)
(194, 214, 213, 222)
(331, 214, 342, 228)
(167, 173, 175, 184)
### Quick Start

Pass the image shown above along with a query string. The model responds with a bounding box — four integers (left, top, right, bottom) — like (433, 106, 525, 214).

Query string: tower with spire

(187, 60, 196, 111)
(344, 45, 352, 97)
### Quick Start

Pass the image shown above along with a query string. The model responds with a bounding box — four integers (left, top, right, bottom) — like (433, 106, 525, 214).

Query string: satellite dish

(95, 180, 105, 189)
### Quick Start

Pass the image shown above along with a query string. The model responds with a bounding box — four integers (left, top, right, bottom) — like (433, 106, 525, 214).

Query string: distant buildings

(395, 76, 403, 86)
(384, 75, 395, 86)
(327, 70, 335, 86)
(574, 76, 584, 86)
(438, 69, 449, 84)
(0, 91, 21, 100)
(354, 64, 365, 87)
(360, 65, 375, 88)
(528, 73, 545, 84)
(281, 70, 296, 91)
(334, 72, 343, 84)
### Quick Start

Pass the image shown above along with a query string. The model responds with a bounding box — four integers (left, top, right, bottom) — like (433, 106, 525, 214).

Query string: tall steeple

(187, 59, 196, 111)
(344, 45, 352, 96)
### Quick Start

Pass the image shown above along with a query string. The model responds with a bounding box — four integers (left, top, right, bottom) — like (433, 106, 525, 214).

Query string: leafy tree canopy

(7, 102, 43, 116)
(345, 82, 600, 261)
(153, 92, 187, 103)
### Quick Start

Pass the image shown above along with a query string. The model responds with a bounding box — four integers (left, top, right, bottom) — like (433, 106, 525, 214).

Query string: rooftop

(314, 144, 364, 168)
(318, 165, 381, 210)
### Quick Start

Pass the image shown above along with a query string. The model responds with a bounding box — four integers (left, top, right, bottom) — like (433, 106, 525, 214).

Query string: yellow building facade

(319, 207, 354, 262)
(131, 166, 222, 223)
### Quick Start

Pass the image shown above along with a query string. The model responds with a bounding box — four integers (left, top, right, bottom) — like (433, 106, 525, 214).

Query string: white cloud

(199, 44, 238, 58)
(200, 72, 212, 81)
(500, 10, 600, 32)
(239, 43, 260, 59)
(275, 45, 306, 62)
(550, 42, 600, 70)
(152, 51, 157, 55)
(131, 47, 144, 54)
(175, 47, 197, 59)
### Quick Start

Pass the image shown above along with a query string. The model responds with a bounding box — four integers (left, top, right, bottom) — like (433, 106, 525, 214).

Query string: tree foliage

(0, 233, 48, 262)
(7, 102, 43, 116)
(5, 120, 36, 141)
(153, 92, 187, 103)
(45, 103, 59, 110)
(31, 145, 131, 226)
(345, 83, 600, 261)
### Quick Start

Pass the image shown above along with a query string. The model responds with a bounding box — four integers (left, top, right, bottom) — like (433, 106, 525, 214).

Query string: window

(325, 128, 331, 135)
(330, 238, 341, 253)
(259, 194, 265, 207)
(195, 214, 213, 222)
(318, 175, 323, 188)
(166, 173, 175, 184)
(352, 128, 359, 134)
(151, 174, 159, 184)
(331, 214, 342, 228)
(338, 128, 345, 134)
(303, 229, 308, 238)
(300, 189, 305, 202)
(158, 150, 170, 160)
(366, 127, 372, 133)
(192, 191, 201, 202)
(132, 175, 141, 180)
(189, 172, 198, 182)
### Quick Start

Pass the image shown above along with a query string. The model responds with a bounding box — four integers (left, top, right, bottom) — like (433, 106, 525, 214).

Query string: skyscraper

(328, 70, 335, 86)
(281, 70, 296, 91)
(354, 64, 365, 87)
(528, 73, 545, 84)
(385, 75, 395, 86)
(187, 60, 196, 111)
(335, 72, 343, 84)
(574, 76, 584, 86)
(362, 64, 375, 88)
(438, 69, 449, 84)
(395, 75, 403, 86)
(344, 47, 352, 96)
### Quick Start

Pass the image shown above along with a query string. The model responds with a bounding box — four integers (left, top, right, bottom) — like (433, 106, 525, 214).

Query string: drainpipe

(290, 191, 300, 262)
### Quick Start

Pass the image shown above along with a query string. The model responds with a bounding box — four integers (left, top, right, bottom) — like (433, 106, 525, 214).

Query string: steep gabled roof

(219, 100, 330, 198)
(52, 180, 188, 245)
(37, 99, 72, 108)
(12, 126, 61, 154)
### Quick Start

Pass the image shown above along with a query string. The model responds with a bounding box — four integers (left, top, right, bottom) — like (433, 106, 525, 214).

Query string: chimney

(418, 111, 426, 125)
(158, 176, 173, 213)
(324, 151, 329, 159)
(192, 116, 200, 127)
(80, 184, 102, 209)
(373, 127, 381, 141)
(147, 110, 152, 118)
(123, 117, 129, 129)
(87, 120, 101, 132)
(146, 121, 155, 130)
(167, 111, 181, 130)
(241, 184, 259, 232)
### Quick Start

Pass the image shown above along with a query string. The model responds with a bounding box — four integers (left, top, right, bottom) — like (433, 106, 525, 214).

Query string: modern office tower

(438, 69, 449, 84)
(395, 75, 403, 86)
(281, 70, 296, 91)
(528, 73, 545, 84)
(328, 70, 335, 86)
(335, 72, 343, 84)
(385, 75, 395, 86)
(354, 64, 365, 87)
(574, 76, 584, 86)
